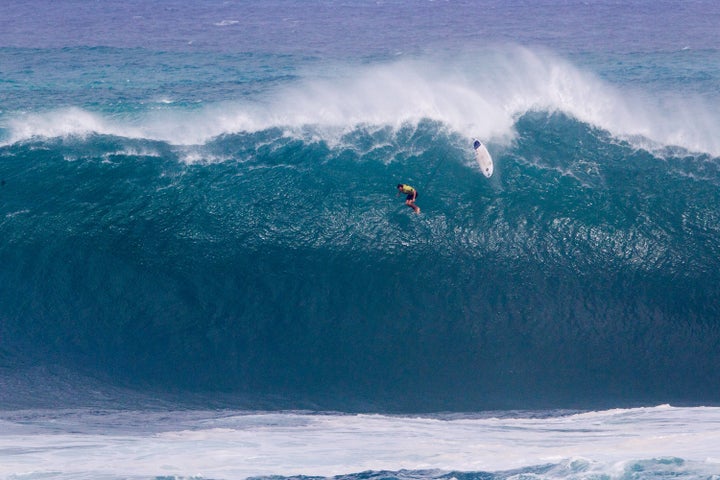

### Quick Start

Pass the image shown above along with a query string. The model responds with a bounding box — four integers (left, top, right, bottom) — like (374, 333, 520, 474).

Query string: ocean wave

(1, 112, 719, 410)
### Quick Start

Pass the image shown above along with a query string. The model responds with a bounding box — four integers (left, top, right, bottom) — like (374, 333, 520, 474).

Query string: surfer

(396, 184, 420, 214)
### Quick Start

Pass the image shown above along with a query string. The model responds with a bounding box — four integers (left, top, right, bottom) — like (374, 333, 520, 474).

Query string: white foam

(2, 47, 719, 156)
(0, 406, 719, 480)
(3, 107, 144, 144)
(215, 20, 240, 27)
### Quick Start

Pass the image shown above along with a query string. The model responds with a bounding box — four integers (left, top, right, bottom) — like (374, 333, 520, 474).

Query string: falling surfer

(396, 184, 420, 214)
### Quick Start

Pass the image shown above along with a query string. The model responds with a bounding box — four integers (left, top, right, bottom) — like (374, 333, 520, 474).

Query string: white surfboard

(473, 139, 494, 178)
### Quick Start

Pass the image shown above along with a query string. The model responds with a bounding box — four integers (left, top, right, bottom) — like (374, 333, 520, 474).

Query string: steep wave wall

(2, 110, 719, 411)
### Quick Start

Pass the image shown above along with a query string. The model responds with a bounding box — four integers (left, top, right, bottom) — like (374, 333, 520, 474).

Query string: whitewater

(2, 1, 720, 479)
(2, 406, 720, 480)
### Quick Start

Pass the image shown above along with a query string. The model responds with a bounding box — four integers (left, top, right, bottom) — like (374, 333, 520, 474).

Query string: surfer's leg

(406, 200, 420, 213)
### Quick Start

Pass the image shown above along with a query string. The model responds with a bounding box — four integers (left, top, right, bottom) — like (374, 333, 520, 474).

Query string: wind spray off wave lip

(3, 47, 719, 157)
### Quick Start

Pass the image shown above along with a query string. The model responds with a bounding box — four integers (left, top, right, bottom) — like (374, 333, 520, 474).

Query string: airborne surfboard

(473, 139, 494, 178)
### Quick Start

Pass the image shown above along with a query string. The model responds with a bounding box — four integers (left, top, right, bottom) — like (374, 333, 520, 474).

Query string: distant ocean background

(1, 1, 720, 479)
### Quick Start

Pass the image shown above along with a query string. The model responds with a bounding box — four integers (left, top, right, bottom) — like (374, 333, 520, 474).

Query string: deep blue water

(1, 2, 720, 478)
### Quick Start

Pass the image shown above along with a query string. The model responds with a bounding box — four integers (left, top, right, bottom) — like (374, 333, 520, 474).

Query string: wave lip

(3, 107, 143, 145)
(3, 47, 719, 155)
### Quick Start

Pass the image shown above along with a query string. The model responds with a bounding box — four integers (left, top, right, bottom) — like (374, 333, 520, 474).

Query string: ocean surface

(2, 1, 720, 479)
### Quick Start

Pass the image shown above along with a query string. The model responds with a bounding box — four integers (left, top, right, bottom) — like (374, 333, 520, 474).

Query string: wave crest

(2, 47, 719, 156)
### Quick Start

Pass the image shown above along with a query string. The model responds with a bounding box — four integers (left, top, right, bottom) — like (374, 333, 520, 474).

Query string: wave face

(2, 1, 720, 410)
(2, 107, 720, 411)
